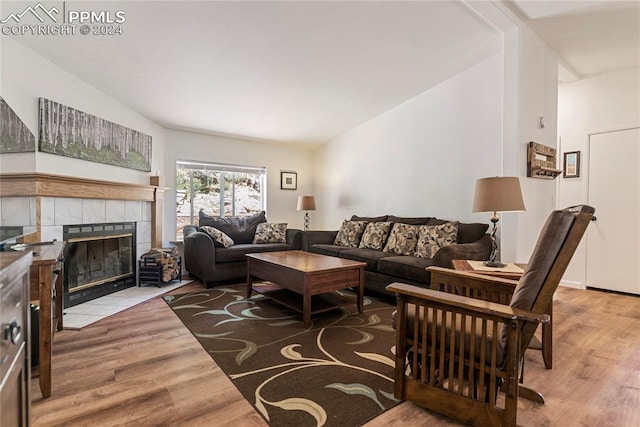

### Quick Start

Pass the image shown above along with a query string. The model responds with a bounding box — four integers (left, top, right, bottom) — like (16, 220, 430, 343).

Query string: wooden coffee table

(246, 251, 366, 328)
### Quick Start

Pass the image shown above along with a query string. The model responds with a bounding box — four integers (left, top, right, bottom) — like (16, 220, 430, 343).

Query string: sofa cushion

(428, 218, 488, 244)
(415, 222, 458, 259)
(339, 248, 396, 271)
(200, 226, 235, 248)
(387, 215, 434, 226)
(215, 243, 292, 263)
(350, 214, 389, 223)
(308, 244, 352, 257)
(198, 210, 267, 244)
(253, 222, 287, 244)
(383, 223, 419, 255)
(334, 220, 368, 247)
(378, 256, 434, 283)
(359, 221, 392, 250)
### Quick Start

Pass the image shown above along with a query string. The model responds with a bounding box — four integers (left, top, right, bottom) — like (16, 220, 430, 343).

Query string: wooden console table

(452, 260, 553, 369)
(29, 241, 65, 398)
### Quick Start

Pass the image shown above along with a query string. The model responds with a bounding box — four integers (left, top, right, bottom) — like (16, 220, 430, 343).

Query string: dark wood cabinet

(0, 250, 33, 426)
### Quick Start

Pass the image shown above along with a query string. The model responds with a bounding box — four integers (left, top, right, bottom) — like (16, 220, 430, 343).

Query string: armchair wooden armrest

(386, 282, 549, 325)
(427, 266, 519, 305)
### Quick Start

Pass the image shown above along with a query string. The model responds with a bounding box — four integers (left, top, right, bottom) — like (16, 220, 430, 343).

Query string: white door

(586, 127, 640, 294)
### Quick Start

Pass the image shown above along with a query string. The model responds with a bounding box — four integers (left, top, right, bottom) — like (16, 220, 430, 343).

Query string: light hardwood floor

(31, 281, 640, 426)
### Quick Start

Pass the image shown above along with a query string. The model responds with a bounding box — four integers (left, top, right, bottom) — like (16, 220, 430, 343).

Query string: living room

(1, 1, 638, 426)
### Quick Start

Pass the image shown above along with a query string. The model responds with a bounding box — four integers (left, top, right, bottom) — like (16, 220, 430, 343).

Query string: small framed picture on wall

(281, 171, 297, 190)
(563, 151, 580, 178)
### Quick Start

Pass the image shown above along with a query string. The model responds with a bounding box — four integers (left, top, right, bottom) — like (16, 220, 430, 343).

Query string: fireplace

(63, 222, 137, 307)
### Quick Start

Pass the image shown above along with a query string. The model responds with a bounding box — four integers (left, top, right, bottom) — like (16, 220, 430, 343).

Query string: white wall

(314, 54, 503, 230)
(510, 26, 560, 263)
(163, 129, 315, 243)
(1, 38, 165, 183)
(315, 24, 560, 268)
(558, 67, 640, 287)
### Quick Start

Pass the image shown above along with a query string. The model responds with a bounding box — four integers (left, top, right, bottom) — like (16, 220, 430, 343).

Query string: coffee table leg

(246, 263, 253, 299)
(303, 290, 311, 328)
(357, 268, 364, 313)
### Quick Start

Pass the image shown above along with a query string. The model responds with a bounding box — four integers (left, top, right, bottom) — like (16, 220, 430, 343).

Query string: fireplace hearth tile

(63, 279, 194, 330)
(65, 304, 123, 317)
(82, 295, 138, 307)
(63, 314, 105, 330)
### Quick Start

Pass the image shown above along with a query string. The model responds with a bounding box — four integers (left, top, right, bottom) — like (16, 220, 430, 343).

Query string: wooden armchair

(386, 205, 595, 426)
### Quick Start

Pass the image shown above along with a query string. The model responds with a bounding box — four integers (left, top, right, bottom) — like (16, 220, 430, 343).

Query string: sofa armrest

(183, 230, 217, 280)
(302, 230, 339, 251)
(432, 234, 492, 268)
(287, 228, 303, 249)
(183, 224, 198, 238)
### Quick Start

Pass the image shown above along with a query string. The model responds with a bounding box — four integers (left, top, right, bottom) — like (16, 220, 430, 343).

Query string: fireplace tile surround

(1, 172, 165, 308)
(0, 172, 163, 255)
(1, 195, 152, 260)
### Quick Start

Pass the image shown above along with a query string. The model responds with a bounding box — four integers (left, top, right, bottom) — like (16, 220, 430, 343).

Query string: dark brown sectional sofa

(302, 215, 492, 299)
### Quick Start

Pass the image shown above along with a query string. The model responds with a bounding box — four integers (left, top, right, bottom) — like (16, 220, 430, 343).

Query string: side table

(29, 241, 66, 397)
(451, 259, 553, 369)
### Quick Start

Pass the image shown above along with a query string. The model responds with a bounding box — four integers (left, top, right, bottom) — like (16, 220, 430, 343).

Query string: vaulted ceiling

(4, 1, 503, 145)
(4, 1, 638, 145)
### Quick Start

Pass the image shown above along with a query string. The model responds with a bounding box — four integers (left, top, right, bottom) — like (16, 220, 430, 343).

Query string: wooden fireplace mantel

(0, 173, 160, 201)
(0, 173, 165, 247)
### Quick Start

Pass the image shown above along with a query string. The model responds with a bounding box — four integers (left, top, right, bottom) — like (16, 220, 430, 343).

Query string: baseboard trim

(560, 280, 585, 290)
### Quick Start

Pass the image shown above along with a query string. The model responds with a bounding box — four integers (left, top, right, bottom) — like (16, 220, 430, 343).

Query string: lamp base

(483, 260, 506, 268)
(303, 212, 310, 231)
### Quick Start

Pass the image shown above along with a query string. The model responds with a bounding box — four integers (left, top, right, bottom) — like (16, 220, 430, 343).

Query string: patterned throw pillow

(359, 221, 392, 250)
(253, 223, 287, 244)
(200, 226, 235, 248)
(383, 223, 420, 255)
(334, 220, 367, 247)
(414, 222, 458, 258)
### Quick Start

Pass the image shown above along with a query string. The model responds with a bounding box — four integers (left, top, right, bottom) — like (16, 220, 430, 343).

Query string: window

(176, 160, 266, 239)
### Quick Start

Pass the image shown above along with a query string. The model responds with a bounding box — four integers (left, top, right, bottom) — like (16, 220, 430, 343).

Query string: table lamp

(472, 176, 525, 267)
(297, 196, 316, 231)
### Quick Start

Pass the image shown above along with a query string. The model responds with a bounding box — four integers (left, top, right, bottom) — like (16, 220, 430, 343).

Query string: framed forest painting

(38, 98, 152, 171)
(0, 96, 36, 153)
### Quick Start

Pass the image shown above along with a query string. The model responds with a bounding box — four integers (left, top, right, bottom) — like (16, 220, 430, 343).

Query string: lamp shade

(297, 196, 316, 211)
(472, 177, 525, 213)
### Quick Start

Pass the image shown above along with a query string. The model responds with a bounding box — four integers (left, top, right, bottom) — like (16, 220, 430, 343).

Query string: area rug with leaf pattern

(163, 284, 400, 427)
